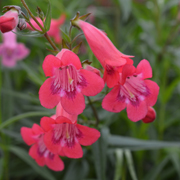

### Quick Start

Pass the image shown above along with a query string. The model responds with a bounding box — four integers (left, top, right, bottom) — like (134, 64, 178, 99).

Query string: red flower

(142, 106, 156, 123)
(74, 20, 134, 88)
(39, 49, 104, 115)
(40, 107, 100, 158)
(0, 10, 19, 33)
(102, 59, 159, 122)
(21, 124, 64, 171)
(26, 14, 66, 43)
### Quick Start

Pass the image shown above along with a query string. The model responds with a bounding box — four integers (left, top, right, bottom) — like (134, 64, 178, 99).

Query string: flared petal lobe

(39, 78, 61, 109)
(42, 55, 61, 77)
(80, 69, 104, 96)
(77, 124, 101, 146)
(102, 85, 126, 112)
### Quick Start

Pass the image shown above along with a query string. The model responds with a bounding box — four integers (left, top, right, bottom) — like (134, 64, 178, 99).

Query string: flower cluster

(21, 103, 100, 171)
(0, 7, 159, 171)
(73, 19, 159, 122)
(20, 47, 104, 171)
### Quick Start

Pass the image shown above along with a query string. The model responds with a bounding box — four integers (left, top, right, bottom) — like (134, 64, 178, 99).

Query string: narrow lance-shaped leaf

(44, 0, 51, 32)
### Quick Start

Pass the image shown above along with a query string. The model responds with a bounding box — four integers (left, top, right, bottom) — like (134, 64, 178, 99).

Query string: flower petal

(21, 127, 36, 145)
(80, 69, 104, 96)
(102, 85, 126, 112)
(136, 59, 152, 79)
(61, 92, 85, 115)
(15, 43, 29, 60)
(77, 124, 100, 146)
(43, 130, 61, 154)
(62, 142, 83, 158)
(144, 80, 159, 106)
(32, 124, 44, 135)
(45, 154, 64, 171)
(39, 78, 60, 109)
(78, 20, 127, 67)
(42, 55, 61, 77)
(126, 100, 148, 122)
(40, 117, 55, 132)
(121, 64, 136, 85)
(56, 49, 82, 70)
(56, 116, 73, 124)
(103, 68, 120, 88)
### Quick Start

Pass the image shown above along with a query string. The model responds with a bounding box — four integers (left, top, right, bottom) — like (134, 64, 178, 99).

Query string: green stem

(87, 97, 100, 126)
(21, 0, 59, 51)
(44, 33, 59, 51)
(21, 0, 44, 30)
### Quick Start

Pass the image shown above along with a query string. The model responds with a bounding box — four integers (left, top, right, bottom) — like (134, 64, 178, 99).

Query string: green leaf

(92, 128, 109, 180)
(114, 149, 124, 180)
(124, 150, 138, 180)
(170, 153, 180, 178)
(20, 62, 43, 86)
(143, 156, 169, 180)
(108, 135, 180, 150)
(12, 30, 44, 37)
(72, 42, 82, 54)
(0, 111, 52, 130)
(63, 160, 89, 180)
(60, 28, 71, 43)
(1, 89, 39, 103)
(118, 0, 132, 21)
(162, 78, 180, 103)
(10, 146, 55, 180)
(44, 0, 52, 32)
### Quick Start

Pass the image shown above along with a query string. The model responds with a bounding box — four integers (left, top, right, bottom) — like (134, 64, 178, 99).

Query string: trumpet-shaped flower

(26, 14, 66, 43)
(0, 31, 29, 67)
(21, 124, 64, 171)
(0, 10, 19, 33)
(73, 20, 133, 87)
(41, 114, 100, 159)
(39, 49, 104, 115)
(102, 59, 159, 122)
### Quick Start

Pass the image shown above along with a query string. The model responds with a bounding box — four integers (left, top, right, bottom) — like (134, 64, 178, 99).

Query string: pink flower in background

(27, 14, 66, 43)
(40, 103, 100, 158)
(39, 49, 104, 115)
(74, 20, 134, 87)
(142, 106, 156, 123)
(102, 59, 159, 122)
(0, 10, 19, 33)
(0, 31, 29, 67)
(21, 124, 64, 171)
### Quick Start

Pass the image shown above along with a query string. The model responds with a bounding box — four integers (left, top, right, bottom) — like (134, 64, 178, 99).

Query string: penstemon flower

(40, 103, 101, 158)
(21, 124, 64, 171)
(102, 59, 159, 122)
(26, 14, 66, 43)
(72, 19, 134, 88)
(39, 48, 104, 115)
(0, 30, 29, 67)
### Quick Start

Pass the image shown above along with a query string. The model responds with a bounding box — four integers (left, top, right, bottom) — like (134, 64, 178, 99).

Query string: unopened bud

(17, 18, 27, 30)
(142, 107, 156, 123)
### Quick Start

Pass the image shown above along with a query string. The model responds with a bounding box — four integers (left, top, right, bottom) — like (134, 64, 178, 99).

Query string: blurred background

(1, 0, 180, 179)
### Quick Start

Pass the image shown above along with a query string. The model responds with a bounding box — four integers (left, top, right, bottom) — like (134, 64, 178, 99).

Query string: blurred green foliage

(1, 0, 180, 180)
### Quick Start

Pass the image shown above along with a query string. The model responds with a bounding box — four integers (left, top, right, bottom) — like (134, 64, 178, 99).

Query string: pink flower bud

(142, 106, 156, 123)
(0, 10, 19, 33)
